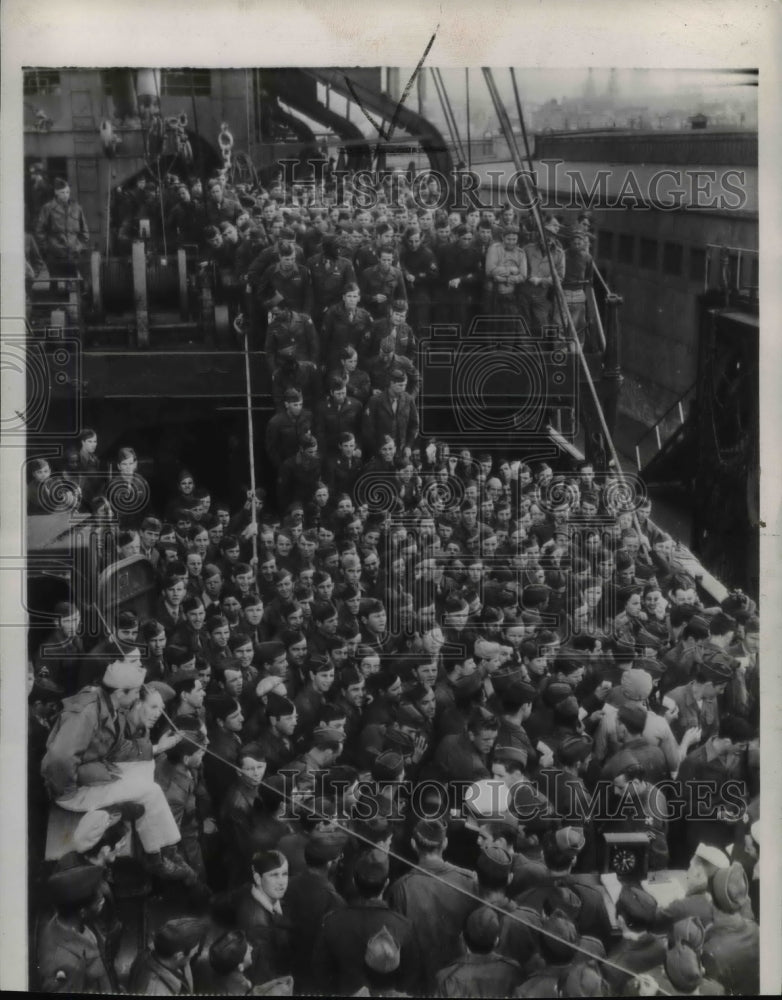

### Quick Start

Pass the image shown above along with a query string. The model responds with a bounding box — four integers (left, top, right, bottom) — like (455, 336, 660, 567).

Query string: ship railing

(586, 264, 609, 353)
(703, 242, 759, 297)
(633, 382, 698, 473)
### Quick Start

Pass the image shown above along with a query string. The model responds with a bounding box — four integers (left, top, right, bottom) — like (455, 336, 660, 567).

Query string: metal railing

(704, 242, 759, 295)
(634, 382, 697, 472)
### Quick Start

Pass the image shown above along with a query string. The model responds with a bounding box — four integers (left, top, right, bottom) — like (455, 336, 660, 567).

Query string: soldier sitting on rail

(41, 649, 191, 883)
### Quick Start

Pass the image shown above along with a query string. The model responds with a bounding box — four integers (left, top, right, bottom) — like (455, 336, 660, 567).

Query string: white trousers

(56, 761, 180, 853)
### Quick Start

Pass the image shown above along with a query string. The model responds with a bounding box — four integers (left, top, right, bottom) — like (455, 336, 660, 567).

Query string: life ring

(218, 124, 234, 160)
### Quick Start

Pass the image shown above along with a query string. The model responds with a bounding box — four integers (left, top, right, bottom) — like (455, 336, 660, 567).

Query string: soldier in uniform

(128, 916, 208, 995)
(271, 344, 322, 411)
(367, 300, 417, 362)
(34, 601, 85, 698)
(257, 242, 313, 316)
(264, 388, 313, 472)
(34, 177, 90, 278)
(313, 848, 422, 996)
(193, 930, 254, 995)
(520, 214, 566, 337)
(438, 224, 483, 333)
(314, 373, 364, 456)
(35, 857, 113, 993)
(308, 235, 357, 324)
(388, 819, 477, 992)
(399, 227, 439, 332)
(362, 368, 420, 459)
(360, 249, 407, 322)
(366, 337, 420, 398)
(321, 283, 374, 369)
(484, 226, 528, 320)
(264, 304, 319, 375)
(434, 906, 524, 998)
(41, 652, 186, 880)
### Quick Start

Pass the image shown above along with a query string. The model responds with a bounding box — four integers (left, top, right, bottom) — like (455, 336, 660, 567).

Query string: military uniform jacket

(677, 737, 746, 814)
(285, 867, 346, 987)
(127, 949, 193, 995)
(293, 685, 325, 737)
(315, 395, 364, 450)
(702, 911, 759, 995)
(366, 354, 420, 397)
(203, 727, 242, 805)
(42, 687, 124, 800)
(485, 243, 528, 294)
(192, 961, 252, 996)
(220, 780, 261, 869)
(34, 198, 89, 260)
(36, 914, 113, 993)
(322, 302, 374, 362)
(34, 627, 86, 698)
(600, 736, 669, 786)
(362, 389, 419, 452)
(439, 244, 483, 286)
(271, 361, 321, 410)
(399, 245, 439, 292)
(388, 857, 478, 990)
(264, 313, 318, 371)
(327, 452, 363, 495)
(367, 317, 417, 361)
(359, 264, 407, 317)
(523, 240, 565, 283)
(645, 962, 725, 996)
(432, 732, 491, 784)
(258, 261, 313, 315)
(154, 757, 197, 829)
(313, 898, 422, 996)
(257, 728, 295, 776)
(308, 252, 357, 311)
(264, 409, 313, 468)
(436, 952, 523, 998)
(344, 367, 372, 405)
(667, 682, 720, 744)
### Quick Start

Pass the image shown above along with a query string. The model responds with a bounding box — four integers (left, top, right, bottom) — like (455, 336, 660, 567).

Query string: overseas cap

(145, 680, 176, 703)
(711, 861, 749, 913)
(103, 658, 146, 689)
(371, 750, 404, 781)
(47, 854, 104, 905)
(557, 734, 594, 765)
(693, 842, 731, 870)
(311, 726, 345, 749)
(616, 884, 659, 929)
(665, 941, 703, 993)
(305, 829, 348, 865)
(620, 668, 654, 701)
(669, 916, 706, 952)
(554, 826, 586, 855)
(477, 844, 513, 881)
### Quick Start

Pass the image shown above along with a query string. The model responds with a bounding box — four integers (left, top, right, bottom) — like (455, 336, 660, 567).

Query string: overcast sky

(434, 67, 757, 104)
